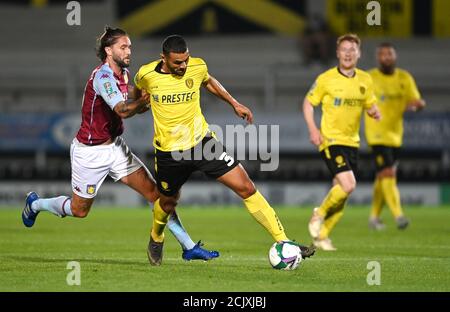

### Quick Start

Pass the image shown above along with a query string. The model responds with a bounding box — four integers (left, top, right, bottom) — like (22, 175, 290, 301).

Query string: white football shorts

(70, 136, 147, 198)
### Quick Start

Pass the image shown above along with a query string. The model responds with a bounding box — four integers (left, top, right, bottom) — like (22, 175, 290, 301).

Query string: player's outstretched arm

(113, 89, 150, 119)
(406, 99, 426, 112)
(202, 75, 253, 124)
(302, 98, 322, 147)
(366, 104, 381, 120)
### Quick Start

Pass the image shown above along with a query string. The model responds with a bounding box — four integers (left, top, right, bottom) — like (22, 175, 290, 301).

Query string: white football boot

(369, 217, 386, 231)
(308, 207, 324, 239)
(313, 238, 337, 251)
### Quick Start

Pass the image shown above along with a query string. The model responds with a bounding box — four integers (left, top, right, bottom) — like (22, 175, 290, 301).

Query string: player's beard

(167, 63, 186, 76)
(114, 55, 130, 68)
(380, 63, 395, 75)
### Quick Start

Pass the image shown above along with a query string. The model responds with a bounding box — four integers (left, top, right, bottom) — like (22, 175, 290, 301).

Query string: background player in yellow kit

(134, 35, 315, 265)
(365, 42, 426, 231)
(303, 33, 380, 251)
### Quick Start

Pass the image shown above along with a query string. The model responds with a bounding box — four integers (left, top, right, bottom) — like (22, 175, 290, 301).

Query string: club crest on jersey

(86, 184, 96, 195)
(360, 86, 366, 95)
(185, 78, 194, 89)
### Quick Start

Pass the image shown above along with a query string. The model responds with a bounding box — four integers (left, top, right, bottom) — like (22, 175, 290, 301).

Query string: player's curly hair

(96, 26, 128, 61)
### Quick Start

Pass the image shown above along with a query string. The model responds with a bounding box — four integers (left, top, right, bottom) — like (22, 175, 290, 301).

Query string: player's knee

(71, 207, 90, 218)
(239, 180, 256, 199)
(160, 197, 177, 214)
(147, 188, 160, 204)
(70, 202, 91, 218)
(379, 167, 396, 178)
(341, 181, 356, 194)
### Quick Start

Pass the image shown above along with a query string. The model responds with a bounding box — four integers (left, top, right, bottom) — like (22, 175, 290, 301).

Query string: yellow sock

(380, 177, 403, 218)
(370, 177, 384, 218)
(319, 198, 347, 239)
(318, 184, 348, 218)
(151, 199, 170, 243)
(243, 190, 288, 242)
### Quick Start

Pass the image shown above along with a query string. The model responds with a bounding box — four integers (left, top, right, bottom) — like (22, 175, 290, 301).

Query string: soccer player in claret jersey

(365, 42, 426, 231)
(22, 27, 219, 262)
(134, 35, 315, 265)
(303, 33, 381, 251)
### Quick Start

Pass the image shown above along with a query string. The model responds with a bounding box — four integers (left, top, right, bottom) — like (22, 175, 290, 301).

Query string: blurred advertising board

(1, 112, 449, 153)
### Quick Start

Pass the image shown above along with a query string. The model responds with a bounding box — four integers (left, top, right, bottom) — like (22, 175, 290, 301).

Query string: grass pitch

(1, 206, 449, 292)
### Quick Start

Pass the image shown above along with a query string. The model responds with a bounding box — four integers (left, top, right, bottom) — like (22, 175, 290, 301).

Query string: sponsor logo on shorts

(161, 181, 169, 191)
(376, 155, 384, 166)
(335, 155, 346, 168)
(86, 184, 96, 195)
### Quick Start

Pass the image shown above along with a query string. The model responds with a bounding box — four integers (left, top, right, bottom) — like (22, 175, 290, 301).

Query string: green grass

(1, 206, 450, 291)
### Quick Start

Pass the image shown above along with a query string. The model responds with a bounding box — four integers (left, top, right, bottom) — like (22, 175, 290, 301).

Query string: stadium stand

(1, 1, 449, 184)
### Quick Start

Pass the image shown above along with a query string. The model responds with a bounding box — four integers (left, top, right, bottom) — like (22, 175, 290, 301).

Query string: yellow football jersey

(306, 67, 377, 151)
(365, 68, 421, 147)
(134, 57, 210, 151)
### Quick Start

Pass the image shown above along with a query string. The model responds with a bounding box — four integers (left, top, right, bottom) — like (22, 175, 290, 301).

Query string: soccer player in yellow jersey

(365, 42, 425, 231)
(303, 34, 381, 251)
(134, 35, 315, 265)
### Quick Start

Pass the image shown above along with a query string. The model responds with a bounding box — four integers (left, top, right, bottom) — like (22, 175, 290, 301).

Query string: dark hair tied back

(96, 26, 127, 61)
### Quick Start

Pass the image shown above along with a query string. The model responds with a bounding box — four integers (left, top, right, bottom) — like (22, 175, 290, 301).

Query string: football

(268, 241, 302, 270)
